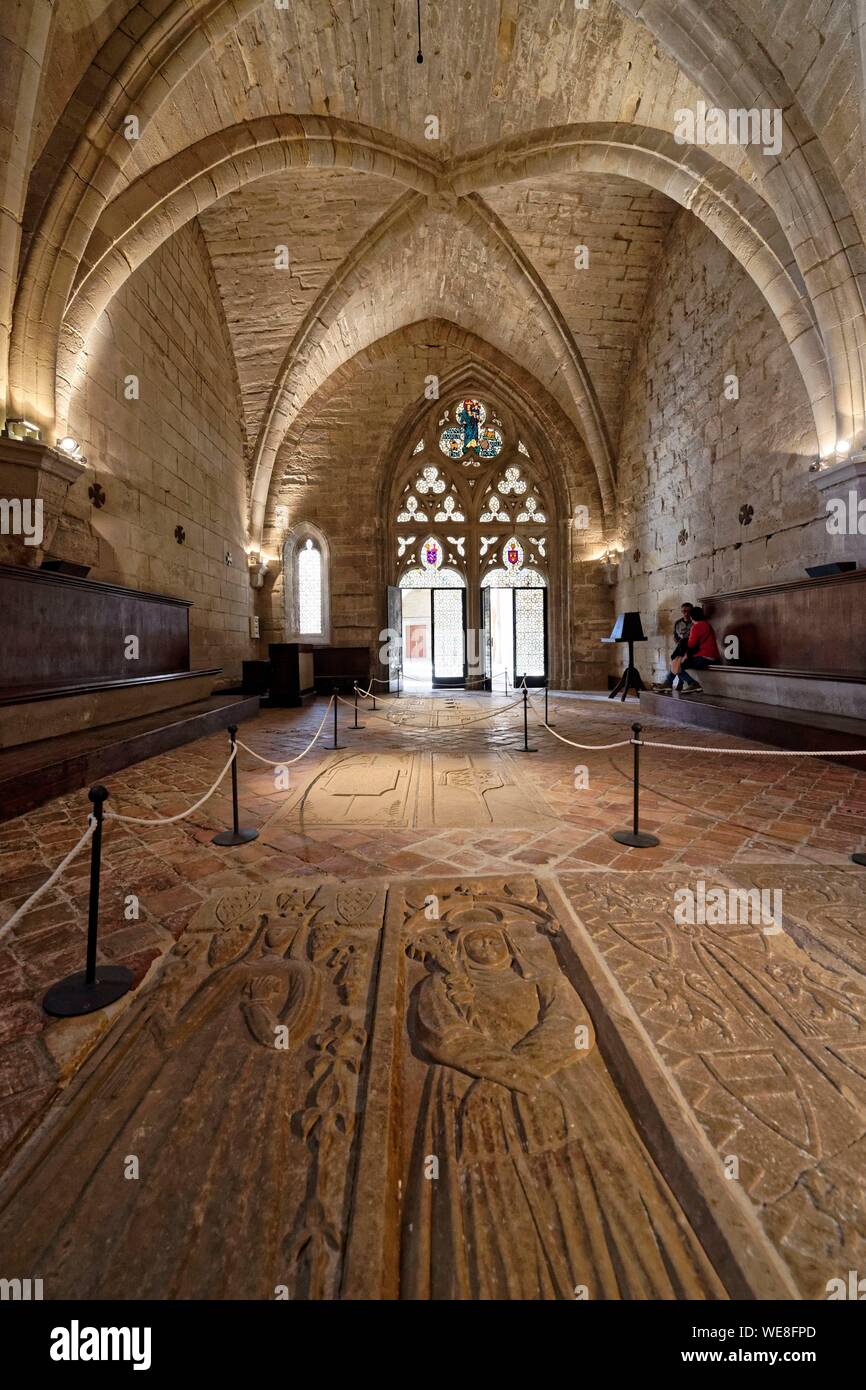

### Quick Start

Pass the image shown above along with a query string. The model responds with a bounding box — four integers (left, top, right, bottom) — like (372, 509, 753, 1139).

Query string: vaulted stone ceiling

(8, 0, 866, 549)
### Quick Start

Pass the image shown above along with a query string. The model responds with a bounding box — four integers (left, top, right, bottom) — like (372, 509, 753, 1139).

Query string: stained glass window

(297, 538, 322, 635)
(419, 535, 443, 571)
(412, 439, 425, 454)
(438, 397, 503, 461)
(502, 536, 525, 571)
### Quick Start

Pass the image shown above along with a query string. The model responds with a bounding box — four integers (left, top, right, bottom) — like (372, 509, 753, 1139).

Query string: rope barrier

(336, 693, 526, 728)
(0, 817, 96, 944)
(236, 697, 336, 767)
(640, 739, 866, 758)
(105, 746, 238, 825)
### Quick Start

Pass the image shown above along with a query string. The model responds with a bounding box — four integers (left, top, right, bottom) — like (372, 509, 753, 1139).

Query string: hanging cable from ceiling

(416, 0, 424, 63)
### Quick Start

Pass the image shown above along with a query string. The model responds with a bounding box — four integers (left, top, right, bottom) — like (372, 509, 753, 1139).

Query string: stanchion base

(212, 827, 259, 846)
(43, 965, 134, 1018)
(347, 724, 366, 732)
(852, 853, 866, 867)
(331, 743, 346, 750)
(518, 747, 539, 754)
(611, 830, 660, 848)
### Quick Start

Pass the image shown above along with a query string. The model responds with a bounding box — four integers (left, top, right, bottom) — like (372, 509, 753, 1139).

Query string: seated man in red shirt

(673, 606, 720, 693)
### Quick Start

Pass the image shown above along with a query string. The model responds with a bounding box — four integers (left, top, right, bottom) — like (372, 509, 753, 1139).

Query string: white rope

(236, 697, 336, 767)
(0, 817, 96, 943)
(336, 693, 526, 728)
(105, 746, 237, 825)
(536, 721, 632, 750)
(642, 739, 866, 757)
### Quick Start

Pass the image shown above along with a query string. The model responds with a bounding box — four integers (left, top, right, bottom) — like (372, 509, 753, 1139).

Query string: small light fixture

(4, 418, 41, 442)
(56, 436, 86, 463)
(248, 550, 270, 589)
(601, 547, 621, 586)
(836, 439, 851, 455)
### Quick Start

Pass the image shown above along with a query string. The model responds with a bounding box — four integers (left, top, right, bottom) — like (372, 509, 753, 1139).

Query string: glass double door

(481, 586, 548, 688)
(393, 585, 467, 688)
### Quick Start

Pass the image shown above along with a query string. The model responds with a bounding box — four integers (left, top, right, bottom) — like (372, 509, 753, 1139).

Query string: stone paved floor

(1, 688, 866, 1163)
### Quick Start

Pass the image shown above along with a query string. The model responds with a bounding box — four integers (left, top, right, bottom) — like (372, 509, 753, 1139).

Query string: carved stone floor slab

(5, 871, 858, 1300)
(555, 870, 866, 1299)
(265, 751, 557, 830)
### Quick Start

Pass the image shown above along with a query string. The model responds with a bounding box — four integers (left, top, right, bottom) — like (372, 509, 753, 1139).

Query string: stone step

(0, 694, 260, 823)
(640, 688, 866, 768)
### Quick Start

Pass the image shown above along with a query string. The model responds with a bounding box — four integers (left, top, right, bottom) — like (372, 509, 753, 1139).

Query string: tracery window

(392, 393, 551, 592)
(283, 524, 330, 643)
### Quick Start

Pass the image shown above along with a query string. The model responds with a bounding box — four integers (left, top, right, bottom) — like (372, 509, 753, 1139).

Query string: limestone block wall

(62, 220, 253, 682)
(613, 210, 848, 681)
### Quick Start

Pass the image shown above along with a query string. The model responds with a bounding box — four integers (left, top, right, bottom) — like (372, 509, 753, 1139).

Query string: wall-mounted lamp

(3, 418, 42, 442)
(601, 547, 621, 586)
(248, 551, 270, 589)
(812, 438, 858, 470)
(56, 436, 87, 465)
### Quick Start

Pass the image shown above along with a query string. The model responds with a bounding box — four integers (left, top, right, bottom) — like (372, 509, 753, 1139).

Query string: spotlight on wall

(3, 418, 41, 442)
(56, 436, 86, 463)
(812, 438, 857, 470)
(247, 550, 270, 589)
(601, 548, 621, 586)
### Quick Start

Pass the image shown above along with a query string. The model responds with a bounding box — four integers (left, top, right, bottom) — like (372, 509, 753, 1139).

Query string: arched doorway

(398, 551, 466, 688)
(388, 394, 553, 690)
(481, 564, 547, 688)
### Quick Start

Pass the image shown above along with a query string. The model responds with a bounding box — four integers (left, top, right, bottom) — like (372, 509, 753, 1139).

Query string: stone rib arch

(452, 123, 836, 454)
(58, 118, 835, 478)
(247, 189, 616, 545)
(9, 0, 268, 429)
(55, 118, 438, 428)
(612, 0, 866, 445)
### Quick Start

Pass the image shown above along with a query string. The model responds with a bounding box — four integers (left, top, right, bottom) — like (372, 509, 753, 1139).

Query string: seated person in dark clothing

(659, 606, 719, 693)
(655, 601, 693, 691)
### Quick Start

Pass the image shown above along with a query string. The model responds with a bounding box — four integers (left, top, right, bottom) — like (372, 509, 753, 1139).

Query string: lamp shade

(608, 611, 647, 643)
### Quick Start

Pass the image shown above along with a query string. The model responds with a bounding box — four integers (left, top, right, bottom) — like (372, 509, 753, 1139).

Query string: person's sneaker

(681, 684, 703, 695)
(651, 683, 670, 693)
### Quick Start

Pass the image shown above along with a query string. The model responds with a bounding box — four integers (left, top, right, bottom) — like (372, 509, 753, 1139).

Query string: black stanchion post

(611, 723, 660, 848)
(43, 786, 134, 1017)
(212, 725, 259, 847)
(544, 679, 555, 728)
(853, 852, 866, 867)
(519, 681, 538, 754)
(371, 680, 377, 711)
(331, 686, 344, 749)
(349, 683, 365, 731)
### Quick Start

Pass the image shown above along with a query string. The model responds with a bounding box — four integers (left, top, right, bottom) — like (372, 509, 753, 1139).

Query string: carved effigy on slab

(557, 870, 866, 1298)
(395, 878, 726, 1299)
(0, 881, 385, 1300)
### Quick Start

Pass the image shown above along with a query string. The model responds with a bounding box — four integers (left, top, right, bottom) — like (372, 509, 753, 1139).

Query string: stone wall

(614, 209, 834, 681)
(61, 220, 253, 681)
